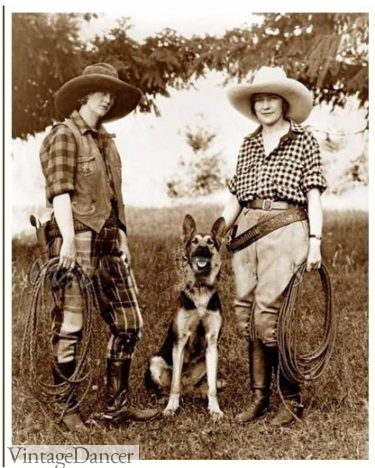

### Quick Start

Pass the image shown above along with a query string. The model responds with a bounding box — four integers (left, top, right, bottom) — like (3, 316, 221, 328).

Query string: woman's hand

(221, 192, 243, 236)
(59, 236, 77, 269)
(306, 238, 321, 271)
(118, 229, 131, 265)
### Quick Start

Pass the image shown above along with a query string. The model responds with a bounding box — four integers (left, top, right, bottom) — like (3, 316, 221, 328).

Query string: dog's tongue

(194, 256, 209, 269)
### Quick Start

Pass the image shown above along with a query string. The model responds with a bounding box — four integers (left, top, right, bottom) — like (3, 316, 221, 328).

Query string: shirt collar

(283, 120, 305, 140)
(245, 125, 262, 140)
(244, 119, 305, 141)
(69, 110, 115, 138)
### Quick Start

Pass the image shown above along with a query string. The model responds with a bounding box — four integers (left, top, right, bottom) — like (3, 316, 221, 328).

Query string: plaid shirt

(228, 121, 327, 206)
(40, 110, 116, 204)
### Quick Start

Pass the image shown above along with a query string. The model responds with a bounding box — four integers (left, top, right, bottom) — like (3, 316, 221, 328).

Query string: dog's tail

(144, 366, 160, 394)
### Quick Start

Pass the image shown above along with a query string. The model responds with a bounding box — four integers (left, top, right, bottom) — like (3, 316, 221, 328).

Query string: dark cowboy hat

(55, 63, 143, 122)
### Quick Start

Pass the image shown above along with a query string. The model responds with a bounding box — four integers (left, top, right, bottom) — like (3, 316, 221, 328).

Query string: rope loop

(277, 263, 336, 385)
(22, 257, 98, 419)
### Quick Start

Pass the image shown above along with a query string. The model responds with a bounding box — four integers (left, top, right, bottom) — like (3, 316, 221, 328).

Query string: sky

(78, 10, 261, 42)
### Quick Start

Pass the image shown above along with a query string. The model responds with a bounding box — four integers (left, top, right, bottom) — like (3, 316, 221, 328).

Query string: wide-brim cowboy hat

(227, 66, 313, 124)
(55, 63, 143, 122)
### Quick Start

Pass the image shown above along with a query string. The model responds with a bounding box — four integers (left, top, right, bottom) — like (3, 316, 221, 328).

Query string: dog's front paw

(163, 396, 180, 417)
(208, 396, 223, 420)
(163, 408, 177, 418)
(163, 402, 179, 417)
(209, 408, 224, 421)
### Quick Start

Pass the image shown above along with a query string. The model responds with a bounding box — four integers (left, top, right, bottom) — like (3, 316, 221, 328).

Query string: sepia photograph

(6, 2, 370, 463)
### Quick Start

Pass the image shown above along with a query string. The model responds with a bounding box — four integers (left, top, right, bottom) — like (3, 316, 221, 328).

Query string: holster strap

(227, 207, 307, 253)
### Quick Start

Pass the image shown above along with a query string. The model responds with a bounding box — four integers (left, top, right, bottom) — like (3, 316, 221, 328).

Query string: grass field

(12, 204, 368, 460)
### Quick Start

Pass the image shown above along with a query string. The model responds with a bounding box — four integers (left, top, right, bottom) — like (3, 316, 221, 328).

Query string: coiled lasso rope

(277, 263, 336, 386)
(21, 257, 99, 421)
(248, 262, 336, 422)
(274, 262, 336, 422)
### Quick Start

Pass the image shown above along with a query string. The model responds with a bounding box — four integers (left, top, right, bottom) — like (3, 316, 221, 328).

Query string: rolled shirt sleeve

(300, 131, 327, 194)
(40, 125, 76, 204)
(228, 140, 248, 196)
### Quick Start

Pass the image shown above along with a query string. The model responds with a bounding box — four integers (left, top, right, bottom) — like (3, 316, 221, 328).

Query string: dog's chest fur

(181, 286, 220, 315)
(174, 287, 220, 362)
(175, 286, 221, 350)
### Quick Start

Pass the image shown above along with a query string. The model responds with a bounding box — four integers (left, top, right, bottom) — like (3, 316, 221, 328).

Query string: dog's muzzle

(191, 248, 212, 273)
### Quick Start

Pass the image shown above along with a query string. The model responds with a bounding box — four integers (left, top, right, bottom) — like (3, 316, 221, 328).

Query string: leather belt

(47, 208, 119, 239)
(245, 199, 298, 211)
(227, 206, 307, 253)
(46, 219, 91, 239)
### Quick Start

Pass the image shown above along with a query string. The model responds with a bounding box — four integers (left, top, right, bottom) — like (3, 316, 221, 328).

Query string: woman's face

(253, 93, 285, 126)
(85, 91, 115, 118)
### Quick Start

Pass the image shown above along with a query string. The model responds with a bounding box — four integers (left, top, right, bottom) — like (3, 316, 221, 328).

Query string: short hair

(250, 94, 289, 118)
(78, 95, 89, 106)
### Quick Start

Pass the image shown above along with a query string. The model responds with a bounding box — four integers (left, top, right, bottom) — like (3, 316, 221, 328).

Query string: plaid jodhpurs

(232, 208, 309, 346)
(50, 217, 143, 363)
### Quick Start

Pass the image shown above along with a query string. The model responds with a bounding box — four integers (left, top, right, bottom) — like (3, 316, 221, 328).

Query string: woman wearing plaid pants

(221, 67, 327, 426)
(39, 63, 159, 431)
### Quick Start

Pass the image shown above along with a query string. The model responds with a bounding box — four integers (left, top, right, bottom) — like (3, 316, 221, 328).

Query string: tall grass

(12, 205, 368, 459)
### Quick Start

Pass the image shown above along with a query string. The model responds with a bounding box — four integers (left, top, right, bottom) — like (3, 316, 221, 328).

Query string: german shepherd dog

(145, 214, 226, 419)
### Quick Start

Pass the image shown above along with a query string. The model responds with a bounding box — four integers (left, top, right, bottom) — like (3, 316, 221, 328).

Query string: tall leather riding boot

(268, 347, 304, 426)
(236, 339, 272, 423)
(103, 358, 160, 423)
(52, 360, 87, 432)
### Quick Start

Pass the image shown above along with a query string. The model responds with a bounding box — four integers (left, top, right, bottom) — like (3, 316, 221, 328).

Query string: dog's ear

(183, 214, 196, 242)
(211, 217, 226, 243)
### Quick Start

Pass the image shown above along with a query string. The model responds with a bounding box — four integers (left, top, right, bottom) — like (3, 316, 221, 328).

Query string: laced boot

(236, 339, 272, 423)
(103, 358, 160, 423)
(52, 360, 87, 432)
(269, 348, 304, 427)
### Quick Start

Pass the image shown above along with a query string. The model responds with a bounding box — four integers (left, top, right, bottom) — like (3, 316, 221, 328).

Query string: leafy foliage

(13, 13, 368, 139)
(12, 13, 85, 139)
(248, 13, 368, 108)
(85, 24, 197, 116)
(166, 127, 228, 198)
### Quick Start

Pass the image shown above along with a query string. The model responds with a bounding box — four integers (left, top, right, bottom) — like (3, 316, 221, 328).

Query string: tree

(12, 13, 368, 140)
(166, 126, 228, 198)
(243, 13, 368, 107)
(12, 13, 86, 139)
(86, 23, 197, 116)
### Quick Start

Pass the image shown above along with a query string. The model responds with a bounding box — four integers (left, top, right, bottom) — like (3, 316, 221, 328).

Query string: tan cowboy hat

(55, 63, 143, 122)
(227, 66, 313, 124)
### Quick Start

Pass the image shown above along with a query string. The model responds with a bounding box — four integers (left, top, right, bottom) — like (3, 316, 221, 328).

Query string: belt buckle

(262, 199, 273, 211)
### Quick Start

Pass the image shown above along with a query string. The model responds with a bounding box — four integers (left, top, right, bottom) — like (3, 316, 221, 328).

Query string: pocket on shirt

(77, 155, 96, 176)
(72, 198, 95, 216)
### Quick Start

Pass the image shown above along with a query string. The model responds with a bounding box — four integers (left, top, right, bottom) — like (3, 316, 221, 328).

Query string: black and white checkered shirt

(228, 120, 327, 206)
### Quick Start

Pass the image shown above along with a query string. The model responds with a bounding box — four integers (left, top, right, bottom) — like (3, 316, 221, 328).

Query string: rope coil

(21, 257, 98, 421)
(277, 263, 336, 385)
